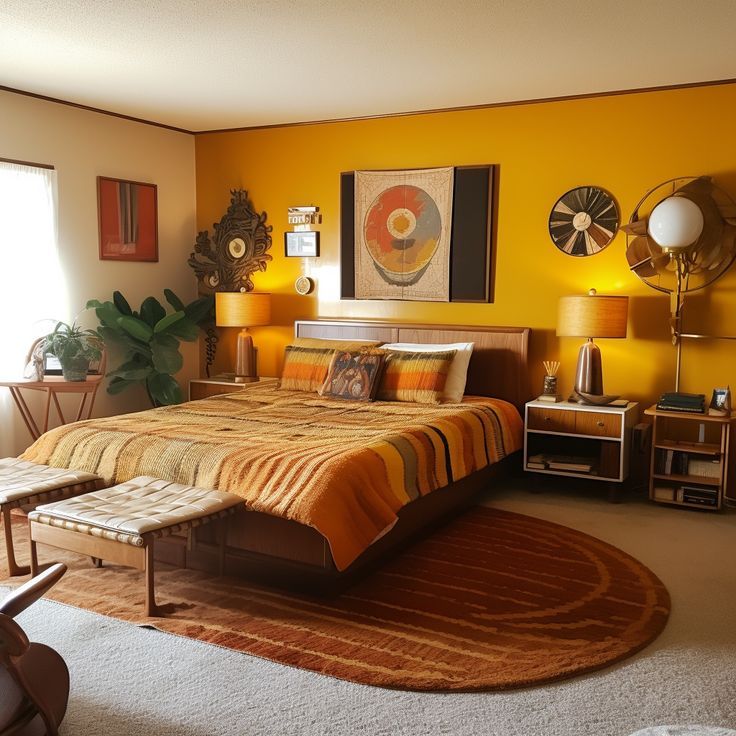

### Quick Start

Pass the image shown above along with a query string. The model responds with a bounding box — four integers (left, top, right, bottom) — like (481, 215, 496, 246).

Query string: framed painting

(97, 176, 158, 261)
(285, 230, 320, 257)
(341, 165, 496, 303)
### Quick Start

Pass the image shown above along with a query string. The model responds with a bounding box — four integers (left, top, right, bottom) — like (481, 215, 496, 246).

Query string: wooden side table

(0, 375, 104, 441)
(523, 399, 639, 499)
(189, 376, 278, 401)
(645, 405, 735, 510)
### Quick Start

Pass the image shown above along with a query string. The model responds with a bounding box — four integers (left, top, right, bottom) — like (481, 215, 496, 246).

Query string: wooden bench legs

(2, 506, 30, 577)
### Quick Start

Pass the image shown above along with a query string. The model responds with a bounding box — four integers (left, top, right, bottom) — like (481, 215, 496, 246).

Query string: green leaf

(166, 317, 199, 342)
(113, 291, 133, 316)
(117, 316, 154, 342)
(153, 310, 186, 334)
(140, 297, 166, 328)
(94, 301, 125, 329)
(146, 372, 183, 406)
(107, 377, 141, 395)
(164, 289, 185, 312)
(184, 295, 214, 325)
(106, 358, 154, 381)
(151, 334, 183, 374)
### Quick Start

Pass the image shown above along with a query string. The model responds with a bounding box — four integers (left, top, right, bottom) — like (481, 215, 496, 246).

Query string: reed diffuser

(540, 360, 561, 402)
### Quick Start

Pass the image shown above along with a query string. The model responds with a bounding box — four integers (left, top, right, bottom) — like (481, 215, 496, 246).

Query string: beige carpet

(4, 506, 669, 691)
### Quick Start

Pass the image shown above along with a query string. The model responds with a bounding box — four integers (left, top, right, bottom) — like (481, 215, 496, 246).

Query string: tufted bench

(0, 458, 101, 577)
(28, 476, 244, 616)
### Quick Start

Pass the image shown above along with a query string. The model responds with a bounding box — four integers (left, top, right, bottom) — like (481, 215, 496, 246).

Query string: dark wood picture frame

(285, 230, 320, 257)
(97, 176, 158, 262)
(340, 165, 497, 303)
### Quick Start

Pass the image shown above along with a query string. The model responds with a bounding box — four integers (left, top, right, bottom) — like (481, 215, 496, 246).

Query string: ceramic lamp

(215, 292, 271, 382)
(557, 289, 628, 398)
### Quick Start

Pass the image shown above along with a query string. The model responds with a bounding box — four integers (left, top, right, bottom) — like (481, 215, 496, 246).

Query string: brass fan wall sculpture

(622, 176, 736, 390)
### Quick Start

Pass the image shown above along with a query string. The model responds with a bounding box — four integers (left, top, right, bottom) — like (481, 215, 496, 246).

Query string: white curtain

(0, 162, 67, 454)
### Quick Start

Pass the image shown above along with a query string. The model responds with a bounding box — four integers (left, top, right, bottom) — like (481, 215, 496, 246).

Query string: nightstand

(523, 400, 639, 496)
(189, 376, 277, 401)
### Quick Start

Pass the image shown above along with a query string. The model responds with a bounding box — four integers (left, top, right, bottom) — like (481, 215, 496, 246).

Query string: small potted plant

(43, 321, 103, 382)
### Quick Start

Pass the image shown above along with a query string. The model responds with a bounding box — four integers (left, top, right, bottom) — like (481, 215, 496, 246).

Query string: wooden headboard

(295, 320, 531, 408)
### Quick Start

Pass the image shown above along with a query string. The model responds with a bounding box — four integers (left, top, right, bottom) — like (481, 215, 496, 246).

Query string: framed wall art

(285, 230, 320, 257)
(340, 165, 496, 302)
(97, 176, 158, 262)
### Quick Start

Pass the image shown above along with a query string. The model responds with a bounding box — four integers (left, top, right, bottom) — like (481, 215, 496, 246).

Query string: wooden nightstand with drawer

(189, 376, 278, 401)
(524, 400, 639, 497)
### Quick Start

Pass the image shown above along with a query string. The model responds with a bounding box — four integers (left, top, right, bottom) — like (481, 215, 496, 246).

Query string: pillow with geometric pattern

(376, 349, 457, 404)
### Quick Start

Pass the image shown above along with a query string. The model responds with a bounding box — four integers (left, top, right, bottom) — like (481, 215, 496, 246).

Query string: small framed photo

(98, 176, 158, 261)
(708, 386, 731, 416)
(43, 354, 62, 375)
(285, 231, 320, 257)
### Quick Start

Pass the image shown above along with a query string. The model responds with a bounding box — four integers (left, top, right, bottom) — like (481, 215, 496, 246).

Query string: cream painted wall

(0, 91, 196, 457)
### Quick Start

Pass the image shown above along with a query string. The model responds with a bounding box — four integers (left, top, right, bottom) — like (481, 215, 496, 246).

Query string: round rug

(5, 507, 670, 691)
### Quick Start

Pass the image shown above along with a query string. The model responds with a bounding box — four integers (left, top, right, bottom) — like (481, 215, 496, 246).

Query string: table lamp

(557, 289, 628, 403)
(215, 292, 271, 382)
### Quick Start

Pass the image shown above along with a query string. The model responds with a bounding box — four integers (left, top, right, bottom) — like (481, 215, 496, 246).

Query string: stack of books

(656, 392, 705, 414)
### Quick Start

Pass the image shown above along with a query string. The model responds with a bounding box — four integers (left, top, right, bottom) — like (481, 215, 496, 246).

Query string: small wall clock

(548, 186, 619, 257)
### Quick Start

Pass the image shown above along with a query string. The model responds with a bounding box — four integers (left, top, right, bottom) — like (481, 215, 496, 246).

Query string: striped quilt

(22, 383, 523, 570)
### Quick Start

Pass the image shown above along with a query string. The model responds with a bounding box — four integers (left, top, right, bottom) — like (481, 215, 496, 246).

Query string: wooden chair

(0, 563, 69, 736)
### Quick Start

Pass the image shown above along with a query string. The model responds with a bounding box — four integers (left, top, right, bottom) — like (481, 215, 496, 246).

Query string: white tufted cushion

(29, 476, 244, 546)
(0, 458, 101, 506)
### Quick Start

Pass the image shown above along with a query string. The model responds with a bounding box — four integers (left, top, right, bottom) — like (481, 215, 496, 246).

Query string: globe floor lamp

(557, 289, 629, 404)
(215, 291, 271, 382)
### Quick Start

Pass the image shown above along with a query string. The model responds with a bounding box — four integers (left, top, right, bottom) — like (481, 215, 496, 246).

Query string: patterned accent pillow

(280, 345, 337, 392)
(318, 350, 386, 401)
(376, 349, 457, 404)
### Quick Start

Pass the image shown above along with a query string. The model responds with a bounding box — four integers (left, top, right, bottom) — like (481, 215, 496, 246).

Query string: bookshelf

(645, 405, 735, 511)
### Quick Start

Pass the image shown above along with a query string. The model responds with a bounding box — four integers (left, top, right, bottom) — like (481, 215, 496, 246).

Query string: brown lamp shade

(557, 291, 628, 338)
(215, 292, 271, 328)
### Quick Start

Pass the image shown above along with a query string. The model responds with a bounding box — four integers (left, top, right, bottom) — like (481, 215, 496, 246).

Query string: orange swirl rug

(3, 507, 670, 691)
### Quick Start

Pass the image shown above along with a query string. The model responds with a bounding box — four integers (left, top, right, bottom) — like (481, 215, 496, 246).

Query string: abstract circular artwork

(364, 184, 443, 285)
(549, 186, 619, 256)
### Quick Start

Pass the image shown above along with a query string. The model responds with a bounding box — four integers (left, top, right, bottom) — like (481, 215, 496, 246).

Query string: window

(0, 159, 66, 383)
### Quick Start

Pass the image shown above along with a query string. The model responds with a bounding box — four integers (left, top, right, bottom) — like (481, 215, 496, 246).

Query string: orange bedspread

(23, 384, 523, 570)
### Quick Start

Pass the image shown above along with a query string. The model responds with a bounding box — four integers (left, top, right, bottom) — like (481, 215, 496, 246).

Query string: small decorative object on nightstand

(539, 360, 561, 402)
(645, 404, 735, 510)
(524, 399, 639, 500)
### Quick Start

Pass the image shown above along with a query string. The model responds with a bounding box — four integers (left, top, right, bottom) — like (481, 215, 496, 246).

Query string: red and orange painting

(97, 176, 158, 262)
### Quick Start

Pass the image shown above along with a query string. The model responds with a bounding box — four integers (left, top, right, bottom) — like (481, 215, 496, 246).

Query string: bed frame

(159, 320, 531, 593)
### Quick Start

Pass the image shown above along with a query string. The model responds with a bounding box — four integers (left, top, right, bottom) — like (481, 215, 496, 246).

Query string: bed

(23, 320, 531, 592)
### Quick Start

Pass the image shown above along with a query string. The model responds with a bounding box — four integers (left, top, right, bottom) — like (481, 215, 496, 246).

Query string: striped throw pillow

(280, 345, 336, 392)
(377, 350, 457, 404)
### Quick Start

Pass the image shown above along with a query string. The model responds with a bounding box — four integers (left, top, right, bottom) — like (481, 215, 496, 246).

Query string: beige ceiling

(1, 0, 735, 132)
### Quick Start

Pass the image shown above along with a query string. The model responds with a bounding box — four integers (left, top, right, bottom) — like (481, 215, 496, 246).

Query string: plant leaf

(153, 310, 186, 334)
(94, 301, 125, 328)
(164, 288, 185, 312)
(184, 295, 215, 325)
(117, 316, 154, 342)
(107, 377, 140, 395)
(146, 372, 183, 406)
(113, 291, 133, 316)
(151, 334, 183, 374)
(140, 297, 167, 328)
(166, 317, 199, 342)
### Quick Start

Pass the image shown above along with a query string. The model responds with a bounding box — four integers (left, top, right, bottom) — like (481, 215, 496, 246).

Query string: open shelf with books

(645, 405, 735, 511)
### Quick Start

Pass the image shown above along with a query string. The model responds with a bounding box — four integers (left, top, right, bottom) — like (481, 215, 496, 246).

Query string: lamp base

(569, 389, 621, 406)
(574, 338, 603, 396)
(235, 329, 257, 381)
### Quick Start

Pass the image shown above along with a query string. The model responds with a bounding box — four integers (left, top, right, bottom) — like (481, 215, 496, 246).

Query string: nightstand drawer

(574, 411, 620, 438)
(527, 407, 576, 433)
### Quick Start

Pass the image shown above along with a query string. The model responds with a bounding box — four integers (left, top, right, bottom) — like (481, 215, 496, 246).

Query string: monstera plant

(87, 290, 213, 407)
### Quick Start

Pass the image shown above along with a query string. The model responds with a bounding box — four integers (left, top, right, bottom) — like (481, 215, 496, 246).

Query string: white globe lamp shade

(648, 196, 704, 251)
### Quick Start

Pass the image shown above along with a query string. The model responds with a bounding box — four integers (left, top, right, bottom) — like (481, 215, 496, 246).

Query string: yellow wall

(195, 83, 736, 405)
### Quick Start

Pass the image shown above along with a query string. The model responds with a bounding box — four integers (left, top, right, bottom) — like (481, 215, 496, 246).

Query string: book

(656, 402, 705, 414)
(527, 454, 548, 469)
(546, 455, 593, 472)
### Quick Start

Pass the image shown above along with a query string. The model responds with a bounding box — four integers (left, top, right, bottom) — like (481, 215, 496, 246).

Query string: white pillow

(380, 342, 474, 403)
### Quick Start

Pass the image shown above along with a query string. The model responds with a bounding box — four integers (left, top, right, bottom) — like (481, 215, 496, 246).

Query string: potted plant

(43, 321, 103, 382)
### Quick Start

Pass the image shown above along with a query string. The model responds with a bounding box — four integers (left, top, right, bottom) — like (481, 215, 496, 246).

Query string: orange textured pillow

(279, 345, 336, 392)
(376, 349, 457, 404)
